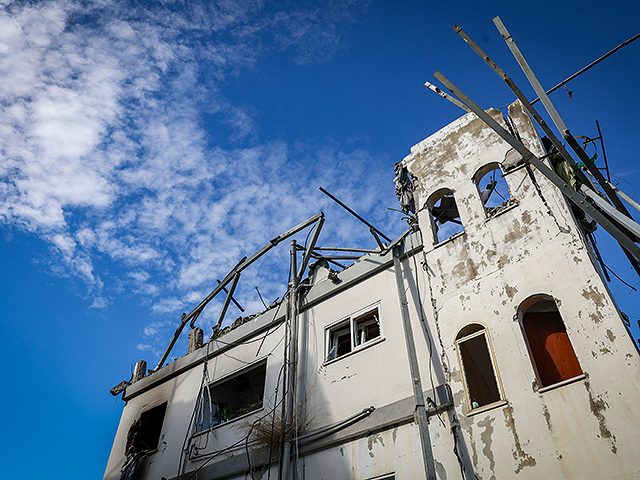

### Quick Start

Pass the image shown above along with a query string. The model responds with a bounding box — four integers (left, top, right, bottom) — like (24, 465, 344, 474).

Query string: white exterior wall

(103, 313, 288, 480)
(104, 247, 461, 480)
(403, 101, 640, 479)
(104, 101, 640, 480)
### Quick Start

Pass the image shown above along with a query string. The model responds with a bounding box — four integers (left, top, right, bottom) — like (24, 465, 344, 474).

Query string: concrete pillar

(188, 327, 204, 354)
(132, 360, 147, 383)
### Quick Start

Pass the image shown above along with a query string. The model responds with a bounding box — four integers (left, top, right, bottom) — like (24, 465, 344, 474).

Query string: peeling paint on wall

(478, 415, 496, 480)
(367, 433, 385, 458)
(581, 285, 606, 309)
(584, 379, 617, 454)
(504, 285, 518, 302)
(503, 218, 531, 243)
(541, 404, 552, 432)
(434, 459, 448, 480)
(502, 405, 536, 473)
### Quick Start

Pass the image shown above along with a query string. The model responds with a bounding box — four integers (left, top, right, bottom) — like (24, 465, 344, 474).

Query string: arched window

(426, 188, 464, 244)
(519, 295, 582, 388)
(455, 324, 502, 411)
(474, 163, 514, 216)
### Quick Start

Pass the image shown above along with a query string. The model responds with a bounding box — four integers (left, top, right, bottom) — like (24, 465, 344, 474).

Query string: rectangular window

(195, 360, 267, 432)
(126, 403, 167, 455)
(326, 306, 382, 361)
(455, 325, 502, 411)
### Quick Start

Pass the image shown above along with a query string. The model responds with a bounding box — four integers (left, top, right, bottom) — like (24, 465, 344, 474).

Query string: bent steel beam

(493, 16, 640, 276)
(155, 212, 324, 371)
(433, 71, 640, 264)
(493, 17, 636, 222)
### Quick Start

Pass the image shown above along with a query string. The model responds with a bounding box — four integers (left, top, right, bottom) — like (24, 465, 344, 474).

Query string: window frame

(125, 402, 167, 455)
(325, 304, 383, 363)
(426, 187, 465, 245)
(194, 358, 268, 433)
(454, 323, 505, 414)
(517, 295, 583, 391)
(473, 162, 516, 218)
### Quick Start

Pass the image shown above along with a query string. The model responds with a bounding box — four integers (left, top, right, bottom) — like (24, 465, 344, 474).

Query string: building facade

(104, 102, 640, 480)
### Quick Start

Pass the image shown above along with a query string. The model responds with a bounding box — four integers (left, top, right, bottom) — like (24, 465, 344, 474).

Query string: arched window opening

(474, 163, 514, 216)
(520, 296, 582, 388)
(427, 188, 464, 244)
(455, 324, 502, 411)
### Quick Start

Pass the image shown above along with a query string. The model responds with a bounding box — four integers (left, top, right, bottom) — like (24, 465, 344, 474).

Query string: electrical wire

(408, 234, 445, 428)
(417, 238, 475, 480)
(185, 365, 287, 480)
(177, 340, 215, 479)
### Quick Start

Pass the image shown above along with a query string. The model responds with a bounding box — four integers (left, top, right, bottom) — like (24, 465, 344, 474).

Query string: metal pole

(212, 272, 241, 333)
(596, 121, 611, 183)
(319, 187, 392, 242)
(282, 240, 299, 480)
(393, 246, 437, 480)
(297, 216, 325, 283)
(432, 70, 640, 263)
(155, 213, 324, 370)
(424, 81, 470, 112)
(493, 16, 640, 275)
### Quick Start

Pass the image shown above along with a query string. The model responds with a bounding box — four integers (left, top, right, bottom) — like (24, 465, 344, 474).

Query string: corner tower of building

(403, 100, 640, 479)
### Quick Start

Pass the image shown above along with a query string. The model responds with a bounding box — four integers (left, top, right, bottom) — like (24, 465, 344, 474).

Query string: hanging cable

(408, 234, 446, 428)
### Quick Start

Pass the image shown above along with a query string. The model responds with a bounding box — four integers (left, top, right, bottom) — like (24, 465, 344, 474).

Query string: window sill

(484, 201, 518, 221)
(466, 399, 507, 417)
(537, 374, 586, 394)
(432, 231, 466, 249)
(192, 406, 265, 436)
(324, 336, 385, 366)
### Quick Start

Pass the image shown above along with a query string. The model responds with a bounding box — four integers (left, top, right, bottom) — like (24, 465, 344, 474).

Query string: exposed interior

(456, 325, 501, 409)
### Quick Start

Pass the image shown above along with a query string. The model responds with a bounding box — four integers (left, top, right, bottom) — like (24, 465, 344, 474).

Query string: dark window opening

(354, 310, 381, 347)
(522, 299, 582, 388)
(456, 325, 501, 410)
(196, 361, 267, 432)
(427, 189, 464, 243)
(125, 403, 167, 455)
(327, 307, 381, 361)
(328, 321, 352, 360)
(475, 163, 514, 216)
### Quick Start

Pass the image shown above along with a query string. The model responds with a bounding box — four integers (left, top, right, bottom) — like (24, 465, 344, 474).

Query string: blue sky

(0, 0, 639, 478)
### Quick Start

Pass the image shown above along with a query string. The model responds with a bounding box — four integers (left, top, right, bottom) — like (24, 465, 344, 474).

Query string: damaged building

(104, 17, 640, 480)
(104, 97, 640, 480)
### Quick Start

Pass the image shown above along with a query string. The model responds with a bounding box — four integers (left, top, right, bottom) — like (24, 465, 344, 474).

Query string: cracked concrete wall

(404, 100, 640, 479)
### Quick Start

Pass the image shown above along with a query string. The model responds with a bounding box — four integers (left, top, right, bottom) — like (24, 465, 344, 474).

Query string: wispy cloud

(0, 0, 393, 358)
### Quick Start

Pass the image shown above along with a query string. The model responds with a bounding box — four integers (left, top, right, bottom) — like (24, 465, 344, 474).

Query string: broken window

(427, 188, 464, 243)
(455, 324, 502, 411)
(474, 163, 514, 216)
(327, 307, 382, 361)
(125, 403, 167, 455)
(520, 296, 582, 388)
(195, 360, 267, 432)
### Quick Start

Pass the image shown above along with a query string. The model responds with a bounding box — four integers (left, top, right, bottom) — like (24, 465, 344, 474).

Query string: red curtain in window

(524, 312, 582, 388)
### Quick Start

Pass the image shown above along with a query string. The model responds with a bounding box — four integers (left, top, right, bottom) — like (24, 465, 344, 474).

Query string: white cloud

(0, 0, 393, 360)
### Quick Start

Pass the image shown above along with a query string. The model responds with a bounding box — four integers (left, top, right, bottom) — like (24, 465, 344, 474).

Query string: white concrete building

(104, 102, 640, 480)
